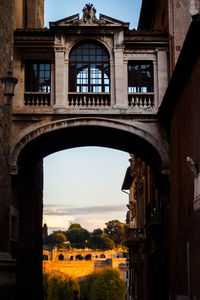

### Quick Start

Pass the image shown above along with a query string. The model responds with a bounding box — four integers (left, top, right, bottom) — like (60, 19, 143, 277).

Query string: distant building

(42, 247, 128, 280)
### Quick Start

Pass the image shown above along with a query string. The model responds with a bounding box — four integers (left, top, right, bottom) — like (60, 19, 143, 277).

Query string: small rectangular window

(128, 61, 153, 93)
(25, 62, 51, 92)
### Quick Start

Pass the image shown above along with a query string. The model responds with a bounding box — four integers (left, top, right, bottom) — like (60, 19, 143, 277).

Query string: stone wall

(43, 258, 127, 278)
(0, 0, 16, 298)
(27, 0, 44, 28)
(43, 260, 95, 278)
(171, 0, 200, 63)
(0, 0, 14, 255)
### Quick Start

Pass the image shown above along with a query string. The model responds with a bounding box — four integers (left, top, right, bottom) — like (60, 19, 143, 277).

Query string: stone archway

(11, 117, 169, 174)
(85, 254, 92, 261)
(58, 254, 64, 261)
(11, 116, 169, 300)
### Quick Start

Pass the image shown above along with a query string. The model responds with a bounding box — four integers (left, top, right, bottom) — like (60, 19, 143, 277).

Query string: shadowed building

(0, 1, 200, 300)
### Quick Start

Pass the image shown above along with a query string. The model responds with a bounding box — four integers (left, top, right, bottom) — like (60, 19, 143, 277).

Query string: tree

(80, 269, 126, 300)
(55, 233, 67, 248)
(43, 271, 79, 300)
(68, 223, 83, 230)
(88, 230, 114, 250)
(79, 271, 99, 300)
(66, 228, 90, 249)
(101, 234, 115, 250)
(43, 223, 48, 244)
(90, 269, 126, 300)
(92, 228, 103, 236)
(104, 220, 126, 247)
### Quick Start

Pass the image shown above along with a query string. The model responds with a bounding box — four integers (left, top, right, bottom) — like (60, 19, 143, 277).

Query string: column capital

(54, 46, 66, 53)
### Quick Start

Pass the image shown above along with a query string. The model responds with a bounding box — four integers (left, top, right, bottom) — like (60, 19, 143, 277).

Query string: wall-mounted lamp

(1, 71, 18, 96)
(0, 71, 18, 109)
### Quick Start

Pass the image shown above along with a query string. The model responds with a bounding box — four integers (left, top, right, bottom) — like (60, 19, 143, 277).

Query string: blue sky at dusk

(43, 0, 142, 233)
(44, 0, 142, 29)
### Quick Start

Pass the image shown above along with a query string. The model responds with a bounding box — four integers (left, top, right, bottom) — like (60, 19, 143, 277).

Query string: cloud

(43, 203, 127, 233)
(43, 204, 126, 216)
(43, 214, 75, 230)
(73, 217, 109, 232)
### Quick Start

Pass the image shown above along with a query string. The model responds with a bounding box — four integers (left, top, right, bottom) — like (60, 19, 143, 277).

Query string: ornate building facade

(0, 1, 200, 300)
(122, 155, 168, 300)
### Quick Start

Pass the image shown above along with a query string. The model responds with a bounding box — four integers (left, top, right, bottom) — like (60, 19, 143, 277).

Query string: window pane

(128, 61, 153, 93)
(45, 64, 50, 70)
(69, 41, 110, 93)
(83, 49, 89, 55)
(40, 71, 45, 77)
(45, 71, 50, 78)
(82, 56, 88, 61)
(105, 86, 109, 92)
(25, 62, 51, 92)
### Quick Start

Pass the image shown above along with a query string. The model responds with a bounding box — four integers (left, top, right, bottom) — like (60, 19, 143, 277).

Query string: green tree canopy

(101, 234, 115, 250)
(88, 230, 114, 250)
(80, 269, 126, 300)
(104, 220, 126, 247)
(65, 228, 90, 249)
(55, 233, 67, 248)
(43, 271, 79, 300)
(43, 223, 48, 244)
(68, 223, 83, 230)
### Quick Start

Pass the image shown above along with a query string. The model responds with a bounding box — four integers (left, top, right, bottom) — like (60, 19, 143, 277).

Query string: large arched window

(69, 41, 110, 93)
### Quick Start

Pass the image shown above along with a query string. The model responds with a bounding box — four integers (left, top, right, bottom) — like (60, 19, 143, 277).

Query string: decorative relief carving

(82, 3, 97, 23)
(73, 3, 106, 25)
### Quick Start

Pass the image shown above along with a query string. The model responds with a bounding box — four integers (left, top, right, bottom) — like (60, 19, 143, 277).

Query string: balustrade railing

(24, 92, 51, 106)
(68, 92, 110, 107)
(23, 92, 155, 110)
(126, 228, 146, 242)
(128, 93, 154, 108)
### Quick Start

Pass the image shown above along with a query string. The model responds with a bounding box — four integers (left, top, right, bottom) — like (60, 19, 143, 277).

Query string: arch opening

(15, 122, 164, 176)
(69, 40, 110, 93)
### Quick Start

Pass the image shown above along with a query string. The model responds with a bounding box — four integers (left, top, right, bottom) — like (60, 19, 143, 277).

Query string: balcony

(22, 91, 156, 111)
(68, 92, 111, 108)
(126, 228, 146, 246)
(147, 208, 162, 226)
(128, 93, 154, 108)
(147, 208, 162, 243)
(24, 92, 51, 106)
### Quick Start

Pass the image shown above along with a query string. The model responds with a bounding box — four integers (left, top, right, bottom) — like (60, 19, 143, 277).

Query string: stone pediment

(49, 4, 129, 28)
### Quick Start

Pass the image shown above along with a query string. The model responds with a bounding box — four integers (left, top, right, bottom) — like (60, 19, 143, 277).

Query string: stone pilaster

(53, 47, 67, 109)
(157, 49, 168, 106)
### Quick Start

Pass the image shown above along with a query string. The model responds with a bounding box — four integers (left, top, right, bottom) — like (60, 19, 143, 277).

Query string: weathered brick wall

(0, 0, 14, 252)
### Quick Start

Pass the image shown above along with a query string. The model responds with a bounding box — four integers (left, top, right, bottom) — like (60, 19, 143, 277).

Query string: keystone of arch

(10, 117, 169, 175)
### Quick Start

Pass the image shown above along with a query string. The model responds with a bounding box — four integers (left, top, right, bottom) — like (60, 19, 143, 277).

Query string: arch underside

(11, 118, 169, 174)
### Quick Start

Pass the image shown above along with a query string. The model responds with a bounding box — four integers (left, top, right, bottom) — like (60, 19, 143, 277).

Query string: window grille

(128, 61, 153, 93)
(25, 62, 51, 92)
(69, 41, 110, 93)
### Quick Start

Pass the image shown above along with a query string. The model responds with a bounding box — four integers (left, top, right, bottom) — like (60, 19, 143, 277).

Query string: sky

(43, 0, 142, 234)
(44, 0, 142, 29)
